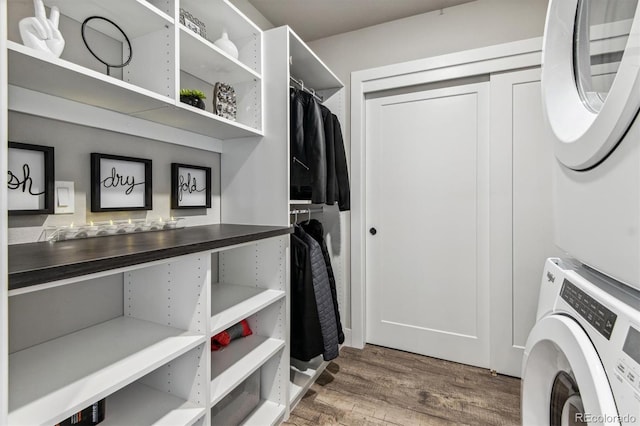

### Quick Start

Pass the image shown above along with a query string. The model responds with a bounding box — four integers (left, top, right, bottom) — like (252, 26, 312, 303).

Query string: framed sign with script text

(171, 163, 211, 209)
(91, 153, 152, 212)
(8, 142, 55, 215)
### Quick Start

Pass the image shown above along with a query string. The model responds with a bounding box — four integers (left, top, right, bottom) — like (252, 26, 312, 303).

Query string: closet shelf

(45, 0, 174, 39)
(8, 224, 292, 291)
(181, 0, 262, 43)
(241, 400, 286, 426)
(180, 26, 261, 83)
(8, 42, 170, 114)
(103, 382, 205, 426)
(8, 316, 205, 426)
(133, 101, 263, 140)
(210, 335, 285, 406)
(7, 42, 263, 140)
(211, 283, 285, 336)
(290, 356, 329, 409)
(287, 27, 343, 97)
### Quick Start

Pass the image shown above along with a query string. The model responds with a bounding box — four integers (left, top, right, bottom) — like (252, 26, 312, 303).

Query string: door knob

(369, 227, 377, 235)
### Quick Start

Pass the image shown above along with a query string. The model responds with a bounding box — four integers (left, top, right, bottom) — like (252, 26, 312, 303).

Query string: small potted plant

(180, 89, 207, 110)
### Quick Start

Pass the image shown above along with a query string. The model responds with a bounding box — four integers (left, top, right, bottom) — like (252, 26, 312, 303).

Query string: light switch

(54, 181, 75, 214)
(57, 187, 70, 207)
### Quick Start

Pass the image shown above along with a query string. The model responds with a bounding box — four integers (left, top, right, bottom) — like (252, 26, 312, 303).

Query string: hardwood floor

(285, 345, 521, 426)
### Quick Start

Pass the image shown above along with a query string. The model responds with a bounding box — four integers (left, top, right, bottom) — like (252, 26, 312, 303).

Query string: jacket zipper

(293, 156, 310, 170)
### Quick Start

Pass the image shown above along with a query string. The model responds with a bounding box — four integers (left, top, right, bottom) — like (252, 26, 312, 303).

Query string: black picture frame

(7, 141, 55, 215)
(91, 153, 152, 212)
(171, 163, 212, 209)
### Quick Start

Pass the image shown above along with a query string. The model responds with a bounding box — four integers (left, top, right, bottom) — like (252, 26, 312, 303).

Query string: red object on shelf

(211, 319, 252, 351)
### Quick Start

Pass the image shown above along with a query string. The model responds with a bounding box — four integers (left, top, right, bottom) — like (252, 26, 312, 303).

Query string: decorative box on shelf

(211, 369, 260, 425)
(44, 218, 185, 242)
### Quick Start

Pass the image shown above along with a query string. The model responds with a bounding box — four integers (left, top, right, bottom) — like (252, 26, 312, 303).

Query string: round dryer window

(542, 0, 640, 170)
(521, 315, 618, 425)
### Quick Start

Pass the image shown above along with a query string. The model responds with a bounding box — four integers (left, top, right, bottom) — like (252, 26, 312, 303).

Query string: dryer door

(542, 0, 640, 170)
(522, 315, 618, 425)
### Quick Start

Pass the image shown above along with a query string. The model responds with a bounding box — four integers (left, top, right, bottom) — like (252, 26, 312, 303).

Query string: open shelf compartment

(289, 355, 329, 409)
(8, 316, 205, 425)
(210, 334, 285, 406)
(44, 0, 174, 38)
(180, 0, 262, 74)
(104, 381, 205, 426)
(180, 27, 260, 84)
(211, 342, 286, 426)
(178, 40, 262, 133)
(210, 283, 285, 336)
(7, 42, 170, 114)
(287, 27, 343, 97)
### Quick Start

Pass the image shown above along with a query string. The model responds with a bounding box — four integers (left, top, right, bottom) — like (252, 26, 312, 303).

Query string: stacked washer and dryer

(521, 0, 640, 425)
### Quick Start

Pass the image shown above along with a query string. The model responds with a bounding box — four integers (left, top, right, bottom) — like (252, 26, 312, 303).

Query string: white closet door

(365, 82, 490, 368)
(490, 66, 619, 377)
(490, 67, 563, 377)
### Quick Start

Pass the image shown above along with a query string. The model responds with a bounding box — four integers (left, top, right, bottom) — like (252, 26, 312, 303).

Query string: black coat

(301, 219, 344, 344)
(290, 226, 324, 361)
(290, 89, 350, 210)
(290, 89, 326, 204)
(319, 105, 337, 205)
(332, 113, 350, 211)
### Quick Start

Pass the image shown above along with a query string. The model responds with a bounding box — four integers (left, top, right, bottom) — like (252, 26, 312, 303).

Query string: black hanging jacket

(319, 104, 337, 205)
(290, 89, 326, 203)
(301, 219, 345, 344)
(302, 230, 339, 361)
(290, 226, 324, 361)
(332, 114, 350, 211)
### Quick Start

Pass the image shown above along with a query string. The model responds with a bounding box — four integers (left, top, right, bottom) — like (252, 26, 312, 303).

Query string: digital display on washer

(623, 327, 640, 365)
(560, 279, 617, 340)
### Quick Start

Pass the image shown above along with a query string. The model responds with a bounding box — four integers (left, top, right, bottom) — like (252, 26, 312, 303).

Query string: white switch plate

(54, 181, 75, 214)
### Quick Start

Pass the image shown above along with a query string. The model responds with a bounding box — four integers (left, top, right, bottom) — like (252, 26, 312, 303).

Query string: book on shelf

(55, 399, 106, 426)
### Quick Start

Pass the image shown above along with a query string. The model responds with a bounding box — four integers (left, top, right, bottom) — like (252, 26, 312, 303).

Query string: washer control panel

(561, 279, 617, 339)
(616, 359, 640, 391)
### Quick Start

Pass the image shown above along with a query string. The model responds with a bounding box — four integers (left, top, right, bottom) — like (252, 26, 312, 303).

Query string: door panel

(365, 83, 490, 368)
(490, 68, 563, 376)
(512, 80, 559, 347)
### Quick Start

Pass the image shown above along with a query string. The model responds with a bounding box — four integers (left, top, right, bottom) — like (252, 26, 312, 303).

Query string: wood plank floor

(285, 345, 521, 426)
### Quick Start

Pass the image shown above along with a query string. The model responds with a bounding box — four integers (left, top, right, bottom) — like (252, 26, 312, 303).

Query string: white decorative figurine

(19, 0, 65, 58)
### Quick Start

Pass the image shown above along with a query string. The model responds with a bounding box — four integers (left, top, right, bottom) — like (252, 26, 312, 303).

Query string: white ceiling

(245, 0, 477, 41)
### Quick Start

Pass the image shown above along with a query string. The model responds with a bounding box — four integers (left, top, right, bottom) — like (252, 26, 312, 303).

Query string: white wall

(229, 0, 275, 31)
(309, 0, 549, 142)
(8, 112, 221, 244)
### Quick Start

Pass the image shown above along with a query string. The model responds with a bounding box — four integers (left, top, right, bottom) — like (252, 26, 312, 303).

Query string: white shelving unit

(0, 0, 8, 422)
(5, 0, 263, 146)
(8, 251, 211, 426)
(5, 230, 290, 425)
(263, 26, 347, 416)
(3, 0, 288, 424)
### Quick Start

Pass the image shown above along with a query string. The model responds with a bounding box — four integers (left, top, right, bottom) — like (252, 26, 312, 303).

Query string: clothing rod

(290, 75, 323, 102)
(289, 207, 323, 215)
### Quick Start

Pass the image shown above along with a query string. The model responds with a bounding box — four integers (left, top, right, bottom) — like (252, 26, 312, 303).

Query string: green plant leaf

(180, 88, 207, 99)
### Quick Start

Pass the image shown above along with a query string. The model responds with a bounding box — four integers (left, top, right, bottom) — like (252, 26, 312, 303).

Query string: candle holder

(44, 218, 185, 242)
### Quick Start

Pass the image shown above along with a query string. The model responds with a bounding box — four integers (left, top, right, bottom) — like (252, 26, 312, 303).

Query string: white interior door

(490, 68, 564, 377)
(365, 82, 490, 368)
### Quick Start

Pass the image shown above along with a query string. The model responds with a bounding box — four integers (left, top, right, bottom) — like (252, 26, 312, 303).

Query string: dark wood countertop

(9, 224, 292, 290)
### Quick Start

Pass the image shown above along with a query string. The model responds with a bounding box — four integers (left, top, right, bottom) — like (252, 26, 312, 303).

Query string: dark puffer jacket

(301, 219, 344, 344)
